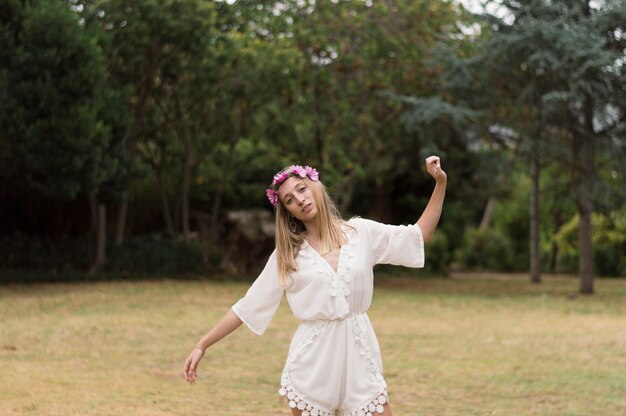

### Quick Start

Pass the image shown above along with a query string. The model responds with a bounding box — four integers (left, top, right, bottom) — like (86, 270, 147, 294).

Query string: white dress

(232, 218, 425, 416)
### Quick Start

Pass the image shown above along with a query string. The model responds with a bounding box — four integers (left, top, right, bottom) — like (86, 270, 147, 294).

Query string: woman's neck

(303, 219, 320, 243)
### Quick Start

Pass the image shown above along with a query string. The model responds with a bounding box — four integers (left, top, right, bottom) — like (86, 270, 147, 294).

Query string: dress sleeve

(357, 218, 425, 268)
(231, 250, 284, 336)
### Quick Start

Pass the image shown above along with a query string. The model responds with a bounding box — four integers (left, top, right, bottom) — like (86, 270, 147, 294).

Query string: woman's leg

(291, 408, 302, 416)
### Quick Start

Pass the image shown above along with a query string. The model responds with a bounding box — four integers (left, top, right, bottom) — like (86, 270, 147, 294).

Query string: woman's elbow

(422, 230, 434, 245)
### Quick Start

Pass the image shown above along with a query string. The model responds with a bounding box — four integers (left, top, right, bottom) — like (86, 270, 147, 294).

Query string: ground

(0, 273, 624, 415)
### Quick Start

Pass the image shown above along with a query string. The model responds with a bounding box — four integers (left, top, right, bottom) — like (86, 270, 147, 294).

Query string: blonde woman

(184, 156, 447, 416)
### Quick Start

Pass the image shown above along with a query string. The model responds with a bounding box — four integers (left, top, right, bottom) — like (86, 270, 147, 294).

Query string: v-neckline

(304, 239, 343, 275)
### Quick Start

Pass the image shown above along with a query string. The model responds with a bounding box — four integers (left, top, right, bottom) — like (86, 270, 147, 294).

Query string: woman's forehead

(277, 177, 304, 196)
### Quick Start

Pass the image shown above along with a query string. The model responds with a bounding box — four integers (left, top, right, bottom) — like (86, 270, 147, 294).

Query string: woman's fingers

(425, 156, 440, 172)
(184, 349, 205, 383)
(425, 156, 446, 181)
(184, 354, 197, 383)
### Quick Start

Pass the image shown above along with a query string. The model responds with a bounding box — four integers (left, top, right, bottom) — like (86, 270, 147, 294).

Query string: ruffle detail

(341, 391, 388, 416)
(297, 226, 357, 319)
(288, 320, 324, 364)
(329, 228, 356, 298)
(351, 314, 385, 382)
(279, 369, 335, 416)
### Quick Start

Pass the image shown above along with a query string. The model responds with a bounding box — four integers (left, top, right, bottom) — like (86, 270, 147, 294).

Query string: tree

(0, 0, 124, 273)
(470, 0, 626, 293)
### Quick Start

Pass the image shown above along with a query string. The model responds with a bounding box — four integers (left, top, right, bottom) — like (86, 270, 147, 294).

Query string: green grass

(1, 273, 625, 415)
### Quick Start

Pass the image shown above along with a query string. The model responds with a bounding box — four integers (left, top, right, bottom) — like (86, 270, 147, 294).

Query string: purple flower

(289, 165, 307, 178)
(266, 188, 279, 207)
(305, 166, 319, 181)
(267, 164, 320, 206)
(272, 171, 290, 185)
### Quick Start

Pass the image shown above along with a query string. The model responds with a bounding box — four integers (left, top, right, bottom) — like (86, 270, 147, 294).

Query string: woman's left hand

(425, 156, 447, 183)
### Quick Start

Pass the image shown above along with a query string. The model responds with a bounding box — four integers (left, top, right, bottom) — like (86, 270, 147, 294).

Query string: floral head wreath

(266, 165, 319, 207)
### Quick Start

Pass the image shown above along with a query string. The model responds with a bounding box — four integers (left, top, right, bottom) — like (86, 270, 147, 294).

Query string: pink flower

(266, 188, 279, 207)
(305, 166, 319, 181)
(266, 164, 320, 207)
(272, 171, 290, 185)
(290, 165, 307, 178)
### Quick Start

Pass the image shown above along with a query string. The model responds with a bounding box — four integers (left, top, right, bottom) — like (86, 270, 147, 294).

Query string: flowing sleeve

(356, 218, 425, 268)
(231, 250, 284, 336)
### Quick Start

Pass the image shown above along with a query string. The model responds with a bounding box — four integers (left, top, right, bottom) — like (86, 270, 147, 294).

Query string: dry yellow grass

(1, 273, 625, 416)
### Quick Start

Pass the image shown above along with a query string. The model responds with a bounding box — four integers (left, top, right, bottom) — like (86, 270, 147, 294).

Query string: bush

(456, 226, 515, 271)
(0, 234, 88, 271)
(552, 210, 626, 277)
(424, 230, 451, 275)
(0, 233, 207, 282)
(106, 235, 205, 276)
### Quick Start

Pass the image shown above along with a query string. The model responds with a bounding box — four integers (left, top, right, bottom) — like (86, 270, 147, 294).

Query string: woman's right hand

(183, 347, 205, 383)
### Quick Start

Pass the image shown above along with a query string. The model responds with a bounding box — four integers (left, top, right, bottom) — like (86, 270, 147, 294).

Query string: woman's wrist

(194, 345, 206, 353)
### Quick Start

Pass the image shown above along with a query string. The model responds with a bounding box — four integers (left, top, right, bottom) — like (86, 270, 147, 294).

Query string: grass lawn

(1, 273, 625, 416)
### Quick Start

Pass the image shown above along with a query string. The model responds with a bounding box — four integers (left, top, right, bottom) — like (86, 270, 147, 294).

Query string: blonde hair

(273, 176, 348, 287)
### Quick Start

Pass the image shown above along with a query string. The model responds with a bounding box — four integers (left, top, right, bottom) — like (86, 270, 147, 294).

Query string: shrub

(424, 230, 451, 275)
(456, 226, 515, 271)
(106, 235, 205, 276)
(552, 210, 626, 277)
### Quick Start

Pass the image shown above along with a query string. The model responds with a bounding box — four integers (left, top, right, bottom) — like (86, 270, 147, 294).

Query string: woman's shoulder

(345, 216, 374, 228)
(344, 216, 360, 227)
(343, 216, 372, 234)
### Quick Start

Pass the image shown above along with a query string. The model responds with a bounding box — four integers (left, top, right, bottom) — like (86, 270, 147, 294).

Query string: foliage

(0, 233, 207, 281)
(105, 236, 205, 275)
(0, 0, 117, 199)
(1, 0, 624, 278)
(0, 234, 88, 272)
(456, 226, 515, 272)
(423, 230, 451, 276)
(553, 210, 626, 277)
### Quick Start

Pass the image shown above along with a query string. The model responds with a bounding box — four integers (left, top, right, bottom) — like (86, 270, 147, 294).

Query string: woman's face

(278, 176, 318, 222)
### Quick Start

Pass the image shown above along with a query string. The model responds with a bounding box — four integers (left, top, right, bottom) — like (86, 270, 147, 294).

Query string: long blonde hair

(273, 175, 348, 287)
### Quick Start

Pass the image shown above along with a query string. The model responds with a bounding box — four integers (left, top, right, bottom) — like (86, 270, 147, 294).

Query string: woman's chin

(298, 209, 317, 222)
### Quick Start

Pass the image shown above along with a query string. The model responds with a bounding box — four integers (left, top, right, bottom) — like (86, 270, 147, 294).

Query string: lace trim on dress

(351, 314, 385, 382)
(288, 320, 325, 364)
(298, 225, 357, 298)
(279, 369, 335, 416)
(341, 391, 388, 416)
(329, 229, 356, 297)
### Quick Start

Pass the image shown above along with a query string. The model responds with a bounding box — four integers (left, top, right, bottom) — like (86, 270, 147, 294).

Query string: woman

(184, 156, 447, 416)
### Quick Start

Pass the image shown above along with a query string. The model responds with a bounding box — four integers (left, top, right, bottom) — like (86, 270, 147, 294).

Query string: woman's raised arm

(416, 156, 447, 244)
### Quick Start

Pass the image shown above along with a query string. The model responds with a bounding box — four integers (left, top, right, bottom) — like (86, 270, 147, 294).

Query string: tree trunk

(89, 191, 98, 266)
(114, 41, 162, 245)
(210, 104, 246, 243)
(157, 165, 175, 237)
(577, 95, 595, 294)
(529, 148, 541, 283)
(115, 193, 127, 245)
(479, 196, 496, 229)
(88, 192, 107, 274)
(313, 75, 325, 169)
(181, 136, 192, 242)
(549, 210, 564, 273)
(367, 182, 393, 223)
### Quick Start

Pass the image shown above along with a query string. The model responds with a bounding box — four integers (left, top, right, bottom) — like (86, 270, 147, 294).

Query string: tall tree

(1, 0, 123, 272)
(471, 0, 626, 292)
(277, 0, 476, 218)
(79, 0, 220, 242)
